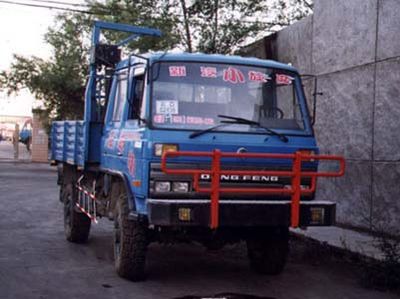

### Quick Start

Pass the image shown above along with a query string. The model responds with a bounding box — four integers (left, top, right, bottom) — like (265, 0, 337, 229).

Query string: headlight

(172, 182, 189, 193)
(154, 143, 178, 156)
(154, 181, 171, 192)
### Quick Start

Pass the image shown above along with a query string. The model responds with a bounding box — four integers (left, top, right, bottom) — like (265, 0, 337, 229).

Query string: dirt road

(0, 162, 396, 299)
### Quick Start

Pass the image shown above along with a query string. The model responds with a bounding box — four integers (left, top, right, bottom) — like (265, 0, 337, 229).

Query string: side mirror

(301, 74, 323, 126)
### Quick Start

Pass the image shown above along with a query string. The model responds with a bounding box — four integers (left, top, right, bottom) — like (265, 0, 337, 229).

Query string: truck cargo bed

(51, 121, 85, 166)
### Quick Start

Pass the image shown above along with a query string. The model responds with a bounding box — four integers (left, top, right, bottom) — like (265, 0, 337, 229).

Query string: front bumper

(147, 199, 336, 227)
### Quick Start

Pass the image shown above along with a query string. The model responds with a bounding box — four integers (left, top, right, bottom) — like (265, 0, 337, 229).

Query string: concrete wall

(241, 0, 400, 234)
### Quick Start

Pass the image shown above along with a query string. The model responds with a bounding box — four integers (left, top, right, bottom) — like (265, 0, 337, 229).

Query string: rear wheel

(114, 193, 148, 281)
(246, 227, 289, 275)
(63, 184, 91, 243)
(57, 164, 64, 203)
(59, 184, 64, 203)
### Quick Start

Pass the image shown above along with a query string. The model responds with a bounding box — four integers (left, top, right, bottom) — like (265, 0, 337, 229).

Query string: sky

(0, 0, 82, 116)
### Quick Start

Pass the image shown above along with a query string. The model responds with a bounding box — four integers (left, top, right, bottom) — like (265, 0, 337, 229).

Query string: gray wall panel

(239, 0, 400, 235)
(377, 0, 400, 60)
(315, 65, 375, 160)
(276, 16, 313, 74)
(372, 162, 400, 233)
(374, 57, 400, 160)
(313, 0, 377, 74)
(316, 161, 372, 229)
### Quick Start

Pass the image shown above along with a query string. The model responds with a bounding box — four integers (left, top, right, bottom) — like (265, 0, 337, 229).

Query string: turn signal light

(154, 143, 178, 156)
(310, 207, 325, 225)
(299, 150, 316, 161)
(178, 208, 191, 221)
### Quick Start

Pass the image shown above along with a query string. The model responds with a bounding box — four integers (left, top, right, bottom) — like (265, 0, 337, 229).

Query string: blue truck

(19, 119, 32, 151)
(51, 21, 345, 281)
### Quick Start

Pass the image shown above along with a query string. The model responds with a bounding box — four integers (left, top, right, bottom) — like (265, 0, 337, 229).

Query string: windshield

(151, 62, 308, 133)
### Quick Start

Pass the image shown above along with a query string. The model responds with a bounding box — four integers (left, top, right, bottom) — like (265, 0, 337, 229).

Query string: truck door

(117, 67, 147, 196)
(102, 68, 128, 167)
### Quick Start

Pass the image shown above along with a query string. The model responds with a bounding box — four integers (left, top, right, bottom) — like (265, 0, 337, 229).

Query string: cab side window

(112, 71, 128, 122)
(129, 74, 145, 120)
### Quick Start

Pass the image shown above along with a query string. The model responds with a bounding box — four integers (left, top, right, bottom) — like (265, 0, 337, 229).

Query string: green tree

(181, 0, 266, 54)
(0, 0, 313, 128)
(0, 14, 89, 131)
(171, 0, 313, 54)
(271, 0, 313, 28)
(86, 0, 180, 52)
(0, 5, 178, 128)
(86, 0, 313, 54)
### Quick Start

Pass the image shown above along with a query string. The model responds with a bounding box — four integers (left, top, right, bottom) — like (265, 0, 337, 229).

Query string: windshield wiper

(189, 123, 229, 139)
(218, 114, 289, 143)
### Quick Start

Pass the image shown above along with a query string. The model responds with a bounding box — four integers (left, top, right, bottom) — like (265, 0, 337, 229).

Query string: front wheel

(63, 184, 91, 243)
(246, 227, 289, 275)
(114, 193, 148, 281)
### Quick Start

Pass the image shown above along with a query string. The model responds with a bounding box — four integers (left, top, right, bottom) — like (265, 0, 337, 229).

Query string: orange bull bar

(161, 150, 345, 229)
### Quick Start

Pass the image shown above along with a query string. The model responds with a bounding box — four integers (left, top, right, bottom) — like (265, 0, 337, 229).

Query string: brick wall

(31, 112, 48, 163)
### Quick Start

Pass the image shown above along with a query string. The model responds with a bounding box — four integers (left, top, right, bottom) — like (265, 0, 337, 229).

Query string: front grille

(149, 162, 315, 200)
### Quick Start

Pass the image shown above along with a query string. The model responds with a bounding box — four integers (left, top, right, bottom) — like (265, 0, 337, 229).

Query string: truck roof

(117, 52, 298, 73)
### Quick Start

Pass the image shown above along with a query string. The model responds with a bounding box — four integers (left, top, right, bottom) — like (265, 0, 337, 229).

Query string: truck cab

(51, 21, 344, 281)
(104, 53, 322, 221)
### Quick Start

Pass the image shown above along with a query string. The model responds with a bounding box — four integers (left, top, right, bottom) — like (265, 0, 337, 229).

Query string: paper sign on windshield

(156, 100, 179, 115)
(169, 66, 186, 77)
(248, 71, 270, 83)
(153, 115, 165, 123)
(223, 67, 245, 84)
(200, 67, 217, 78)
(276, 74, 294, 85)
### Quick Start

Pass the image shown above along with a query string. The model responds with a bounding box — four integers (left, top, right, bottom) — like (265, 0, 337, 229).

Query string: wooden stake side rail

(161, 150, 345, 229)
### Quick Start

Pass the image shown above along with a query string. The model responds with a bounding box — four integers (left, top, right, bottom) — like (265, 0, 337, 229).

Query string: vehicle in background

(19, 119, 32, 151)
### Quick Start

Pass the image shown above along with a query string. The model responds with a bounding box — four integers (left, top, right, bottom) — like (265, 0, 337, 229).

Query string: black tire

(114, 193, 147, 281)
(63, 184, 91, 243)
(246, 227, 289, 275)
(57, 164, 64, 203)
(59, 184, 64, 203)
